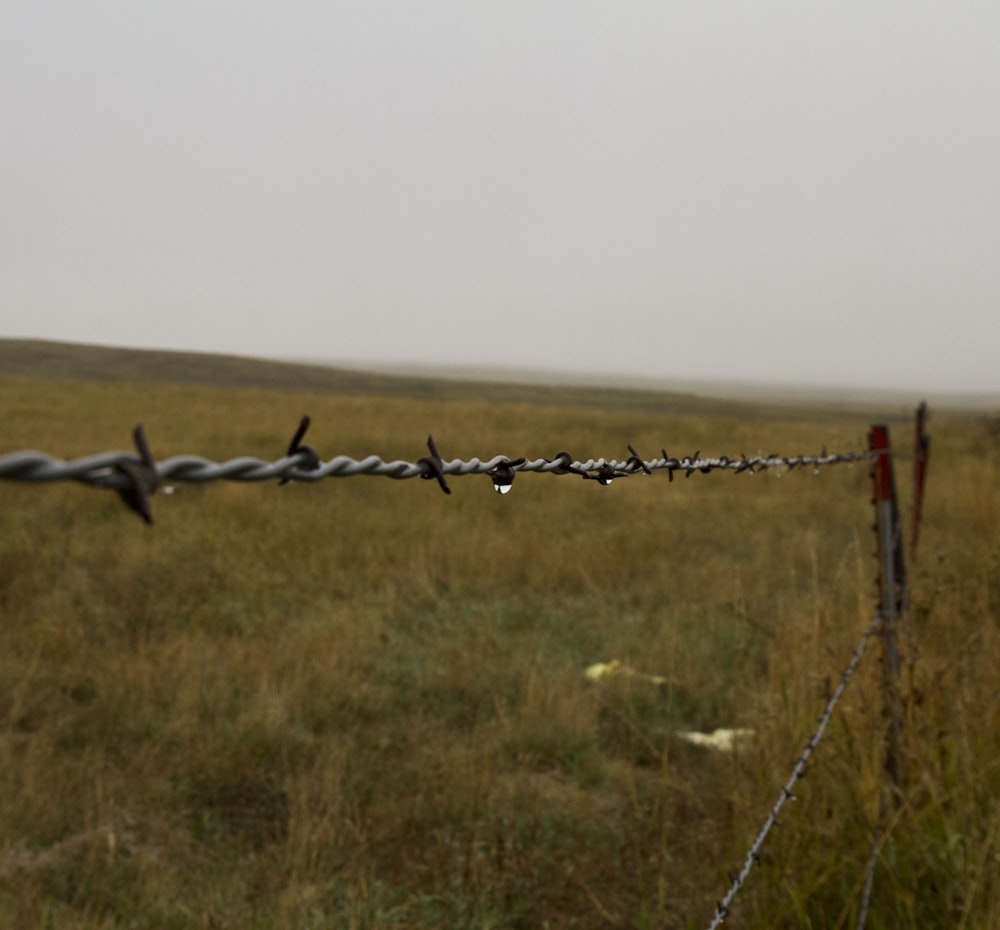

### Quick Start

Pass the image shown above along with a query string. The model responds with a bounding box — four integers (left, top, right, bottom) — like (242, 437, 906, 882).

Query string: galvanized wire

(704, 609, 881, 930)
(856, 824, 881, 930)
(0, 444, 874, 490)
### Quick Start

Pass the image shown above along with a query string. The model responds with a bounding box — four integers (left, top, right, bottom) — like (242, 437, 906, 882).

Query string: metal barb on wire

(545, 450, 586, 477)
(279, 414, 321, 485)
(703, 610, 881, 930)
(487, 457, 526, 495)
(625, 443, 652, 475)
(418, 434, 451, 495)
(661, 449, 677, 481)
(112, 424, 158, 524)
(582, 462, 628, 486)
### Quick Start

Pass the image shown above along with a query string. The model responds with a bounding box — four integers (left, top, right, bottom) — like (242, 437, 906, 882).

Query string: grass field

(1, 345, 998, 928)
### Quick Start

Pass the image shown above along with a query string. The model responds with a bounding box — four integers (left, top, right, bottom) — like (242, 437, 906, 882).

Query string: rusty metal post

(910, 402, 930, 563)
(869, 425, 904, 792)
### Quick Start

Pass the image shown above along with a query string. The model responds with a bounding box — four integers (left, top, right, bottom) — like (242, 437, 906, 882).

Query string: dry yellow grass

(1, 369, 998, 929)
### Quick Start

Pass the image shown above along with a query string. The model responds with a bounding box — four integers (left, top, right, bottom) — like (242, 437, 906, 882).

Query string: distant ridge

(0, 338, 441, 397)
(0, 338, 955, 420)
(0, 338, 728, 417)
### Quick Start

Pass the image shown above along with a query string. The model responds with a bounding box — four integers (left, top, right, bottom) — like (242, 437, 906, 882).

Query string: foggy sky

(2, 4, 999, 394)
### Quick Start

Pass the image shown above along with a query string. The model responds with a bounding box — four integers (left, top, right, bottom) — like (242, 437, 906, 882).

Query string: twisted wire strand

(0, 447, 875, 490)
(705, 609, 881, 930)
(856, 825, 881, 930)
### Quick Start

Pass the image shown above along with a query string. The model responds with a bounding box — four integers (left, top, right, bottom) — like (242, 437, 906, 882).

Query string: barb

(487, 457, 527, 495)
(112, 424, 159, 524)
(705, 609, 881, 930)
(279, 415, 320, 485)
(417, 433, 451, 495)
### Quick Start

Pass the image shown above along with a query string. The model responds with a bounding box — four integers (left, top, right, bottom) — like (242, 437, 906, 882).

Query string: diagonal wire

(856, 824, 881, 930)
(704, 609, 882, 930)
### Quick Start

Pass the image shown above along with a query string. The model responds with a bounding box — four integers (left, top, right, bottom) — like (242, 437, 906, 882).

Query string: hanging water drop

(487, 458, 524, 495)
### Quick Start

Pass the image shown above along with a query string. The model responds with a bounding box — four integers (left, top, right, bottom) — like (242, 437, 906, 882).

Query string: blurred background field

(1, 346, 998, 929)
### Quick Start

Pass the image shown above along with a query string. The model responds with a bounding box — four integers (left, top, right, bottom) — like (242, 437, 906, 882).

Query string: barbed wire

(856, 824, 881, 930)
(0, 418, 875, 522)
(704, 609, 882, 930)
(0, 446, 876, 486)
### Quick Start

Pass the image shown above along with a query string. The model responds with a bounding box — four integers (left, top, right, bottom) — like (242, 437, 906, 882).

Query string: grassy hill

(0, 338, 929, 424)
(0, 338, 483, 397)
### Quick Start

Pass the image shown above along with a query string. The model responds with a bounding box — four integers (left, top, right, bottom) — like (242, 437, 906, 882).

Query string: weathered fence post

(910, 401, 930, 563)
(869, 424, 905, 793)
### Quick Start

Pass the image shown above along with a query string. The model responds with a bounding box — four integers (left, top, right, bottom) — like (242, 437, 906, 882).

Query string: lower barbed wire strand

(856, 824, 882, 930)
(703, 609, 881, 930)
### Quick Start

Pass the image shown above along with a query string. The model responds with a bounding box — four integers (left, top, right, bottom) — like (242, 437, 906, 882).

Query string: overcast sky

(2, 4, 998, 393)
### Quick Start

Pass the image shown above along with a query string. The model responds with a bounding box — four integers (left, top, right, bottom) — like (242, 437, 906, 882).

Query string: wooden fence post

(869, 424, 905, 792)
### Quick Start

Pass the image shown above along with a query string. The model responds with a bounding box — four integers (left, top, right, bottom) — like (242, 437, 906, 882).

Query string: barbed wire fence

(0, 414, 876, 523)
(706, 406, 927, 930)
(0, 406, 930, 927)
(706, 608, 882, 929)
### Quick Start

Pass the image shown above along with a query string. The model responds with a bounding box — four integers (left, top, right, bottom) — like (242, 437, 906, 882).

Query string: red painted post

(910, 402, 930, 563)
(869, 425, 904, 792)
